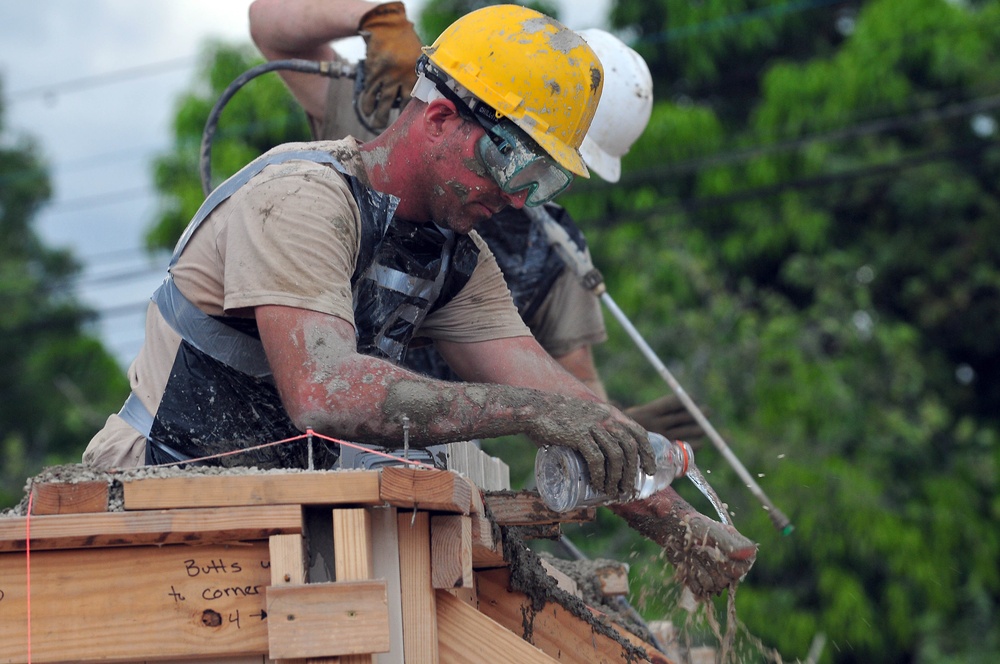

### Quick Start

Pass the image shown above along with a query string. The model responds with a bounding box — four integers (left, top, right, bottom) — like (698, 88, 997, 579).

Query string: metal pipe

(529, 206, 792, 535)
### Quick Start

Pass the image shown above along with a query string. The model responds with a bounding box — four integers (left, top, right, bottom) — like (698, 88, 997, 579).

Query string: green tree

(0, 80, 129, 507)
(145, 40, 313, 251)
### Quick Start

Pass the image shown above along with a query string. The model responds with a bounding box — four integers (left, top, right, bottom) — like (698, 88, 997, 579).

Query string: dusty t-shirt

(83, 139, 529, 469)
(314, 73, 606, 359)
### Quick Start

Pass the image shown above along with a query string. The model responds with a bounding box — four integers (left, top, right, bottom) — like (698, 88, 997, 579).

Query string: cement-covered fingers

(357, 1, 422, 130)
(610, 487, 757, 599)
(529, 401, 655, 496)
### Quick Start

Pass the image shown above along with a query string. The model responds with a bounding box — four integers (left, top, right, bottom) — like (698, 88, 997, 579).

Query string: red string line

(25, 490, 33, 663)
(144, 428, 436, 471)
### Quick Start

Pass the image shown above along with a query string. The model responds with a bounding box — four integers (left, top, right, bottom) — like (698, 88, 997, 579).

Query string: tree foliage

(0, 79, 128, 507)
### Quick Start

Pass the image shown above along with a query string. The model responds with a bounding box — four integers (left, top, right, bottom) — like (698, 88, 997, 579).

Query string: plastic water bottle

(534, 432, 693, 512)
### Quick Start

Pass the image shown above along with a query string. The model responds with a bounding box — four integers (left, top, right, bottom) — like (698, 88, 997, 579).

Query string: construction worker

(247, 2, 756, 597)
(248, 0, 704, 441)
(84, 5, 656, 502)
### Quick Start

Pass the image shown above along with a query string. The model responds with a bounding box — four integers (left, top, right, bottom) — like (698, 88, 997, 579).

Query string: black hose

(199, 58, 356, 196)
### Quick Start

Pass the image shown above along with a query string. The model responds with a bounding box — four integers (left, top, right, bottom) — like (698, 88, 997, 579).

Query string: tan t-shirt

(83, 139, 529, 469)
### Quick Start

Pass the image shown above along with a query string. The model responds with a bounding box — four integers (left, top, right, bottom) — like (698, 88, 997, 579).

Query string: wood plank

(396, 511, 439, 664)
(266, 581, 389, 659)
(436, 589, 559, 664)
(482, 491, 596, 526)
(333, 508, 374, 581)
(380, 467, 473, 514)
(470, 512, 506, 569)
(475, 568, 650, 664)
(29, 480, 109, 515)
(0, 542, 271, 663)
(333, 509, 375, 664)
(370, 507, 405, 664)
(269, 534, 310, 664)
(269, 534, 306, 586)
(430, 515, 472, 590)
(539, 559, 579, 597)
(123, 471, 380, 511)
(0, 505, 302, 553)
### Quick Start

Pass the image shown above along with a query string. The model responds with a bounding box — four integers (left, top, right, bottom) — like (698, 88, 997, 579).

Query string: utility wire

(5, 56, 196, 103)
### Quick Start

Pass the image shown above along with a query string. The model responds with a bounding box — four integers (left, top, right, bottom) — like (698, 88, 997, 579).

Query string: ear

(423, 98, 463, 138)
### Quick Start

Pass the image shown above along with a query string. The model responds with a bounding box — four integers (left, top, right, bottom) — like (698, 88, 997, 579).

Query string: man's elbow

(248, 0, 279, 52)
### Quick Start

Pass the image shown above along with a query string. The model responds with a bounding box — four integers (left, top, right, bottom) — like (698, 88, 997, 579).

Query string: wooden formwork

(0, 467, 674, 663)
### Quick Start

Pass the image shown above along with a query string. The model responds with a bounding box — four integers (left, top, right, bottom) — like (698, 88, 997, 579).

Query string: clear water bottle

(534, 432, 693, 512)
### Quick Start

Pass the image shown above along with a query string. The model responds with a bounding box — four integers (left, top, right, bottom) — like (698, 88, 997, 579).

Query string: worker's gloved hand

(625, 394, 706, 446)
(611, 486, 757, 599)
(357, 1, 423, 131)
(528, 400, 656, 497)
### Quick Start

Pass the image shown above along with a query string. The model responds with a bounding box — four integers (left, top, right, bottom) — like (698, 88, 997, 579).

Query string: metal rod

(600, 292, 792, 534)
(529, 206, 792, 534)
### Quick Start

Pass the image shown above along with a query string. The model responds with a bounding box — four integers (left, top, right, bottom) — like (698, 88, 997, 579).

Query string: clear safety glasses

(472, 117, 574, 207)
(412, 56, 573, 207)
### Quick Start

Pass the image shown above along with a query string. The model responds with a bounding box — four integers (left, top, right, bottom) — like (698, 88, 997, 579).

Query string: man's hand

(357, 1, 423, 131)
(625, 393, 706, 445)
(611, 486, 757, 599)
(528, 401, 656, 497)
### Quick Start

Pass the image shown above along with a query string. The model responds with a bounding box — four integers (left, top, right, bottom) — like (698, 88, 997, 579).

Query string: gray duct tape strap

(154, 277, 272, 378)
(170, 149, 350, 267)
(118, 391, 155, 438)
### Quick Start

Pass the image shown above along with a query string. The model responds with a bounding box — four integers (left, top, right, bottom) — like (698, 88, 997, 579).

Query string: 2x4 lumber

(0, 504, 301, 553)
(0, 541, 270, 663)
(333, 508, 374, 581)
(436, 589, 560, 664)
(266, 581, 389, 659)
(539, 559, 579, 597)
(370, 507, 405, 664)
(470, 512, 506, 569)
(269, 534, 306, 587)
(333, 508, 375, 664)
(268, 534, 312, 664)
(475, 568, 648, 664)
(430, 515, 473, 589)
(122, 471, 380, 510)
(380, 467, 473, 514)
(396, 511, 439, 664)
(482, 491, 596, 526)
(29, 480, 109, 515)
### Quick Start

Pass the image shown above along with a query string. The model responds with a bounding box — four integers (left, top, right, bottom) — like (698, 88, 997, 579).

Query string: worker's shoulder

(252, 138, 366, 182)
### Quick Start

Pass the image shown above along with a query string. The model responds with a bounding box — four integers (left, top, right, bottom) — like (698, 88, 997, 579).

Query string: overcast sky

(0, 0, 612, 366)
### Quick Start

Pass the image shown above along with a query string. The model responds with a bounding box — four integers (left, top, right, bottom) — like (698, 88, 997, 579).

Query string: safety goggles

(472, 116, 573, 207)
(413, 56, 573, 207)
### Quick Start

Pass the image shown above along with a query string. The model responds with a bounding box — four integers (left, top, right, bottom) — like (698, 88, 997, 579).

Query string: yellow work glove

(357, 1, 423, 131)
(624, 394, 707, 447)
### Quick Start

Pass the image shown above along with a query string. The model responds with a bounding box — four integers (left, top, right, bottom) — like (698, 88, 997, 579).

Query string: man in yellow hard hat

(245, 2, 756, 597)
(85, 5, 656, 503)
(249, 0, 704, 443)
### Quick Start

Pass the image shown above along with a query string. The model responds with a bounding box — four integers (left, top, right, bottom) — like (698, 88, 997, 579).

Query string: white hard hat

(577, 29, 654, 183)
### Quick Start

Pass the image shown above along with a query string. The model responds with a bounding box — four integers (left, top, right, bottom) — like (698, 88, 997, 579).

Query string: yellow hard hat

(422, 4, 603, 177)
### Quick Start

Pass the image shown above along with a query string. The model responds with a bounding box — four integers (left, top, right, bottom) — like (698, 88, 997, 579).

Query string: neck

(360, 127, 430, 222)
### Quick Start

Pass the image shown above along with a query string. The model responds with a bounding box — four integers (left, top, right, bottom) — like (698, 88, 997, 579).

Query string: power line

(5, 56, 197, 103)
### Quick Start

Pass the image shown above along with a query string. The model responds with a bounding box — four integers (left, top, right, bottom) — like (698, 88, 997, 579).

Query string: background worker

(85, 5, 657, 500)
(247, 1, 756, 597)
(248, 0, 703, 441)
